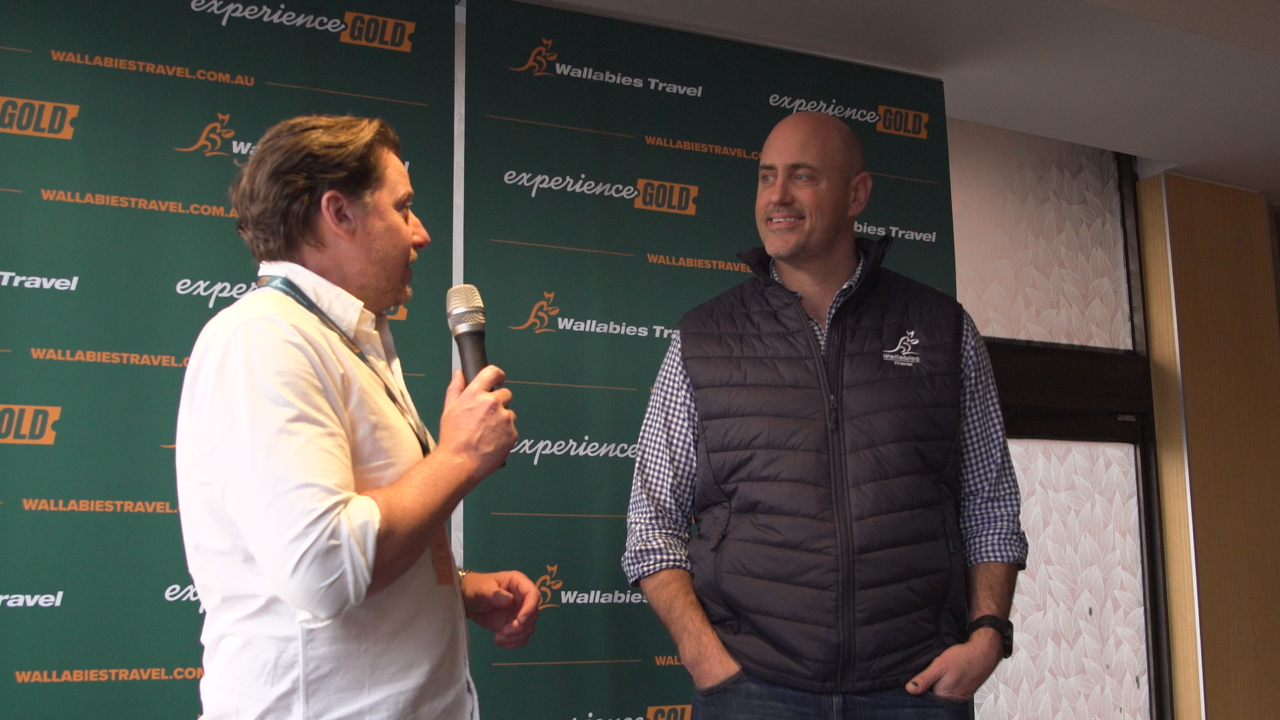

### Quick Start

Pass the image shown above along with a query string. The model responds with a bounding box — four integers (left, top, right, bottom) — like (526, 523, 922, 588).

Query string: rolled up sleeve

(623, 336, 701, 585)
(958, 313, 1030, 568)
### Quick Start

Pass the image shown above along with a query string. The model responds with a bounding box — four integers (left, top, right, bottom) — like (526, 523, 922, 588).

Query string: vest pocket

(690, 505, 737, 629)
(937, 519, 968, 643)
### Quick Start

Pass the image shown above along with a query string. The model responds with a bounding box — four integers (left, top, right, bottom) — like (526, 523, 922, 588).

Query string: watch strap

(968, 615, 1013, 658)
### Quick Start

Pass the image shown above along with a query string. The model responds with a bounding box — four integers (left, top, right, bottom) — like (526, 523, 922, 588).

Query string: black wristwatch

(968, 615, 1013, 658)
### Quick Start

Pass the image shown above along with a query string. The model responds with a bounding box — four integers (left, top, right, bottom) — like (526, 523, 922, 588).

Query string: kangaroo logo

(882, 330, 922, 366)
(884, 330, 919, 356)
(534, 565, 563, 609)
(509, 39, 558, 76)
(509, 292, 561, 333)
(175, 113, 235, 156)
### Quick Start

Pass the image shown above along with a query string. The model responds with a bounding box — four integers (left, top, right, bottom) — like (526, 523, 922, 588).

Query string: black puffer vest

(680, 238, 968, 694)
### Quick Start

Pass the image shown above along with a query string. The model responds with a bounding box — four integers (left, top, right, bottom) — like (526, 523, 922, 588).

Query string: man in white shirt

(176, 115, 535, 720)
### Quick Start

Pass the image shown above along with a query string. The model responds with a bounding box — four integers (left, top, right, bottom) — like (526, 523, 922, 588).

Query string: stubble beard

(759, 224, 807, 261)
(757, 202, 809, 260)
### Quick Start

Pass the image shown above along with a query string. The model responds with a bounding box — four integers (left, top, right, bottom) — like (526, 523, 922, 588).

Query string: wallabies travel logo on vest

(339, 12, 415, 52)
(876, 106, 929, 140)
(0, 96, 79, 140)
(883, 331, 921, 366)
(510, 39, 557, 76)
(510, 292, 561, 333)
(0, 405, 61, 445)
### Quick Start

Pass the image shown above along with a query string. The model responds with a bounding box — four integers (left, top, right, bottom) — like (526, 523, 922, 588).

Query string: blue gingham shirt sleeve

(622, 297, 1028, 585)
(623, 333, 699, 585)
(958, 311, 1029, 567)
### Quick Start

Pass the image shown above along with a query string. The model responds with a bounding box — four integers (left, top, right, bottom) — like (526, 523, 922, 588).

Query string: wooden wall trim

(1162, 174, 1280, 720)
(1136, 175, 1205, 720)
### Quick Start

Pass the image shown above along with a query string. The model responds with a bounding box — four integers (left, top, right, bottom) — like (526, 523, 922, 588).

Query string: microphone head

(446, 284, 486, 336)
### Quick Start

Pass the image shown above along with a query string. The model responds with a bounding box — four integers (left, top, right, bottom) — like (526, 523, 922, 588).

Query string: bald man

(623, 112, 1027, 718)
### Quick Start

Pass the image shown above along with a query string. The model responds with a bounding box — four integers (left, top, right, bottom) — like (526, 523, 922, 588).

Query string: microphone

(446, 284, 488, 384)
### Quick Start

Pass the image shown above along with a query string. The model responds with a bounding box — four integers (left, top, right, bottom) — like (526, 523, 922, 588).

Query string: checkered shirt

(622, 257, 1029, 585)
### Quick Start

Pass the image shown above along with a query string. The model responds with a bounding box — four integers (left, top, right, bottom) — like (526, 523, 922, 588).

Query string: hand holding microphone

(442, 284, 514, 473)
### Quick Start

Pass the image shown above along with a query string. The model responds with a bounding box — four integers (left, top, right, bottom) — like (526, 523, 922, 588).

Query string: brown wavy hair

(230, 115, 401, 263)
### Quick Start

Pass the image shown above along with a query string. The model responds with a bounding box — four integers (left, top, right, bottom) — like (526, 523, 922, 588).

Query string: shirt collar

(768, 249, 867, 302)
(257, 261, 376, 340)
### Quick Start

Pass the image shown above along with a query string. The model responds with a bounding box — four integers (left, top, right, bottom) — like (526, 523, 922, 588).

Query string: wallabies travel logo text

(176, 113, 257, 157)
(0, 96, 79, 140)
(534, 565, 563, 609)
(509, 291, 668, 340)
(533, 564, 648, 610)
(509, 39, 701, 94)
(510, 39, 557, 76)
(176, 113, 236, 156)
(510, 292, 561, 333)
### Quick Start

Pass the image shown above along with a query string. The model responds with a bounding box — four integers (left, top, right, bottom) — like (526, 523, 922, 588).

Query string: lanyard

(256, 275, 428, 455)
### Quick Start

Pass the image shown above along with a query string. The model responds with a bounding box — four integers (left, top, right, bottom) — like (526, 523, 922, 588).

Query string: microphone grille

(446, 284, 485, 332)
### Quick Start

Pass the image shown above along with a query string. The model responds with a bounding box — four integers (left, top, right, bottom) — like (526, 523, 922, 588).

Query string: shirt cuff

(344, 493, 382, 583)
(622, 538, 692, 586)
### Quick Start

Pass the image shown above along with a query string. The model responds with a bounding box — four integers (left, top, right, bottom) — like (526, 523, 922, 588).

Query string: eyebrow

(758, 162, 822, 173)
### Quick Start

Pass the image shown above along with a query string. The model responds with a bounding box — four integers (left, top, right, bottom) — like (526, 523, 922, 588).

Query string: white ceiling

(518, 0, 1280, 203)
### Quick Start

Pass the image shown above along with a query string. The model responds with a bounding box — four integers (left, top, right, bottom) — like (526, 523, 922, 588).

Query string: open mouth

(767, 215, 803, 227)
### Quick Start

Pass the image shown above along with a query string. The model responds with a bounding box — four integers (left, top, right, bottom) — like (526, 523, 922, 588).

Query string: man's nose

(411, 212, 430, 248)
(768, 178, 794, 204)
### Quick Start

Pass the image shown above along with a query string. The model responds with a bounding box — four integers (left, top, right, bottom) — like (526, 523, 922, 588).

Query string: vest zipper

(820, 325, 854, 692)
(796, 301, 854, 691)
(772, 268, 874, 690)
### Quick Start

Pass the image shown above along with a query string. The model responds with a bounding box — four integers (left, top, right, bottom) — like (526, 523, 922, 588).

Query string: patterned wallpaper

(951, 119, 1149, 717)
(950, 118, 1133, 349)
(975, 441, 1149, 720)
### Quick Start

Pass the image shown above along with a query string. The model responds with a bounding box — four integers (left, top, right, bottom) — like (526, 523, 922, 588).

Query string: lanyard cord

(256, 275, 428, 455)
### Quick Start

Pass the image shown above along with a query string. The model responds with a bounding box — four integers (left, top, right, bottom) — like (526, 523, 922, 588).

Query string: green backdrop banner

(0, 2, 454, 718)
(463, 1, 954, 719)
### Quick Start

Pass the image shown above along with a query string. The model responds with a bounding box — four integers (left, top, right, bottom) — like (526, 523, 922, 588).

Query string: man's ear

(847, 171, 873, 219)
(316, 189, 360, 242)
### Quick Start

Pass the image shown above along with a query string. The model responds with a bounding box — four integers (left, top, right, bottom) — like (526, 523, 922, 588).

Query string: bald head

(765, 112, 864, 180)
(755, 111, 873, 271)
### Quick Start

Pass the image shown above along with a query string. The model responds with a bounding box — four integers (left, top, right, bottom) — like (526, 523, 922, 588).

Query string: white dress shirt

(176, 261, 477, 720)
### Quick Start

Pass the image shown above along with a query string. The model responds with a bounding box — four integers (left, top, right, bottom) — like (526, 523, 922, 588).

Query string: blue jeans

(692, 672, 973, 720)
